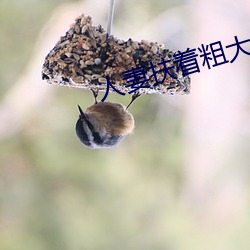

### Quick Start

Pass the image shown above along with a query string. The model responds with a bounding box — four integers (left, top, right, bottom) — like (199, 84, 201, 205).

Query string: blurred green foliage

(0, 0, 70, 98)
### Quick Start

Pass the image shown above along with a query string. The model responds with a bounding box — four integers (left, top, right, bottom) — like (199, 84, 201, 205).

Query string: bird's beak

(77, 105, 86, 119)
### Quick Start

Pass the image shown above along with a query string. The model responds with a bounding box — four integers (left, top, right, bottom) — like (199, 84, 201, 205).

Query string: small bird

(75, 90, 139, 149)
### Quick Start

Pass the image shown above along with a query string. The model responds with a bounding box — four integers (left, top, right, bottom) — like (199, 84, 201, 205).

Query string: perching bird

(75, 90, 139, 149)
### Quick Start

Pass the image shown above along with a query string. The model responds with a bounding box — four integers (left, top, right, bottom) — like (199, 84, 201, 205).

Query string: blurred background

(1, 0, 250, 249)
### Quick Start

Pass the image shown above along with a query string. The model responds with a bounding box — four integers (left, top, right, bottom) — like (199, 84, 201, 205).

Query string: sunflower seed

(73, 53, 80, 60)
(151, 45, 158, 54)
(92, 74, 101, 79)
(98, 77, 107, 83)
(63, 58, 75, 64)
(75, 24, 80, 34)
(82, 44, 90, 50)
(85, 60, 94, 65)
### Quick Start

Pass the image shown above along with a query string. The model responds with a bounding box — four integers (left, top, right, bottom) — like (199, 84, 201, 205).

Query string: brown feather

(85, 102, 134, 135)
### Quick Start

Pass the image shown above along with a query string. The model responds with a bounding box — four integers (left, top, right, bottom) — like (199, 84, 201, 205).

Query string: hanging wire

(107, 0, 115, 34)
